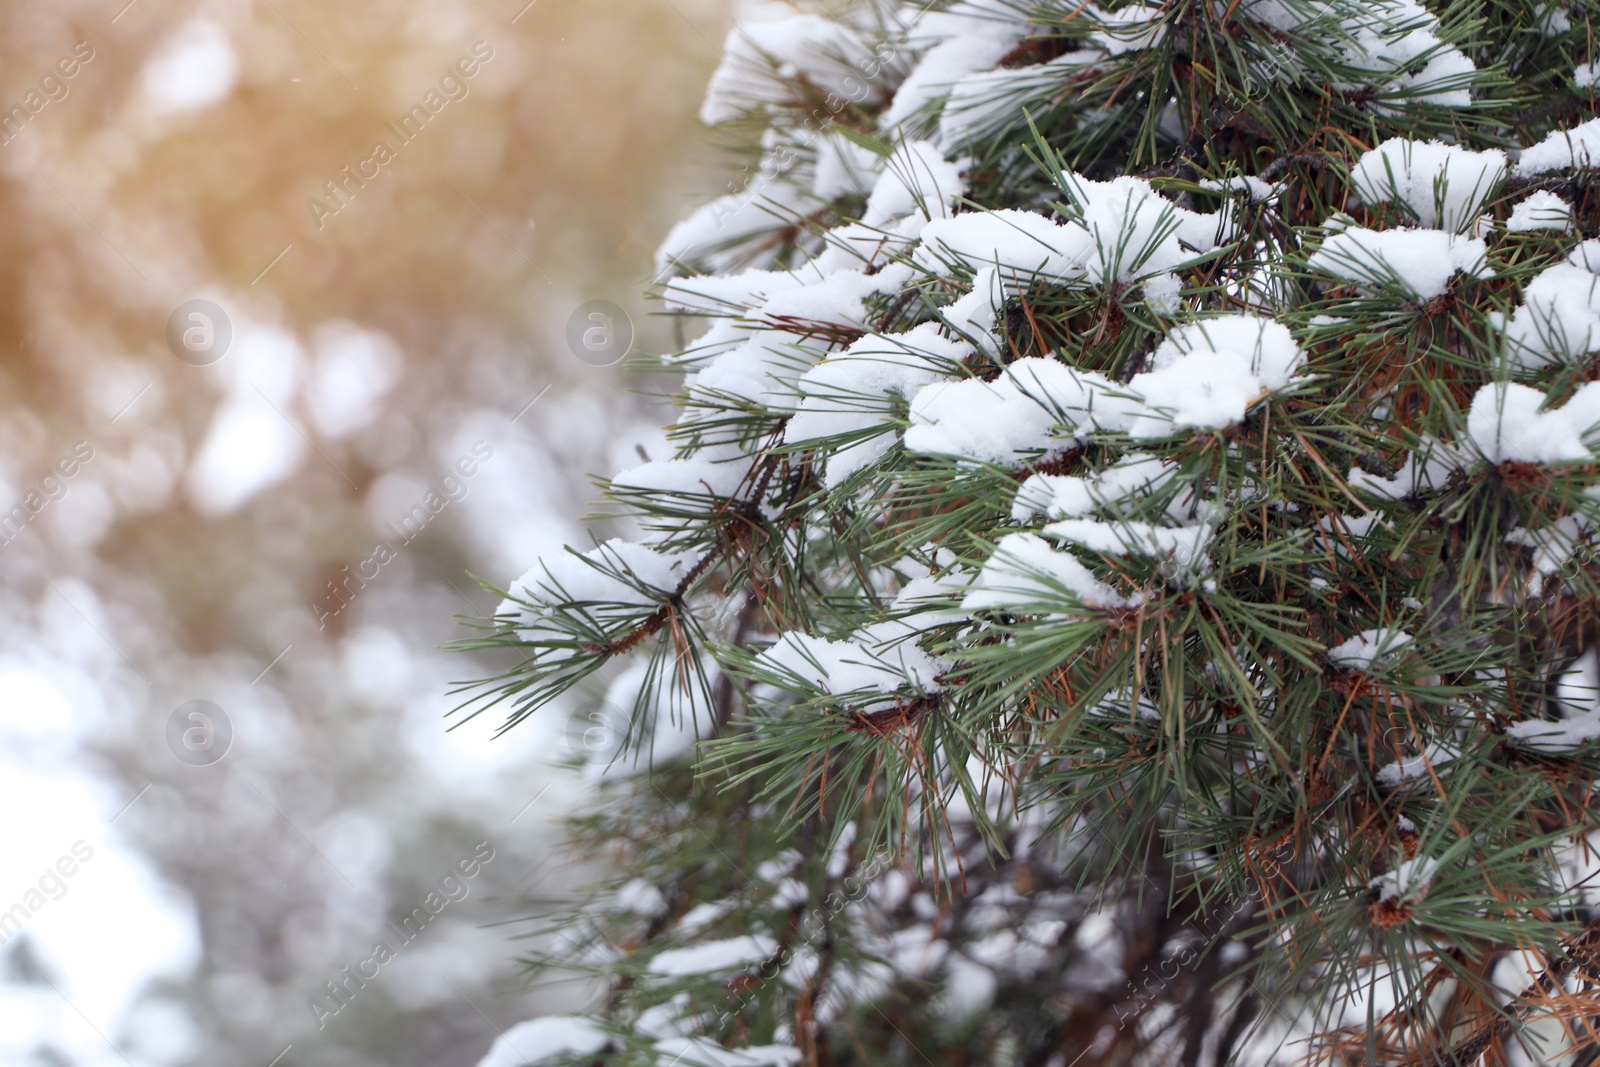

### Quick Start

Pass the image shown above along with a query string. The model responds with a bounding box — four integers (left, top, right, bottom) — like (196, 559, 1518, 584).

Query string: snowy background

(0, 0, 730, 1064)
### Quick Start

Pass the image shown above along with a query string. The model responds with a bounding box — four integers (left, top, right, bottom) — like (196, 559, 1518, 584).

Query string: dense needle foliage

(460, 1, 1600, 1063)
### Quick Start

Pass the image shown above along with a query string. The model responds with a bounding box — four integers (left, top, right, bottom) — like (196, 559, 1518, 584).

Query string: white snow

(657, 181, 822, 275)
(813, 134, 885, 199)
(611, 457, 755, 500)
(809, 221, 910, 276)
(1578, 61, 1600, 90)
(788, 322, 973, 486)
(1369, 856, 1440, 904)
(1308, 226, 1491, 300)
(1061, 173, 1235, 284)
(615, 878, 669, 917)
(1318, 513, 1382, 561)
(1348, 437, 1466, 499)
(1514, 118, 1600, 176)
(636, 996, 694, 1040)
(881, 7, 1030, 132)
(1507, 190, 1574, 233)
(938, 265, 1005, 356)
(755, 850, 801, 884)
(665, 270, 809, 315)
(887, 567, 972, 636)
(1011, 453, 1174, 522)
(914, 174, 1232, 289)
(1145, 316, 1305, 391)
(652, 1038, 802, 1067)
(674, 318, 750, 370)
(904, 359, 1127, 466)
(1350, 139, 1506, 232)
(1042, 518, 1216, 574)
(757, 624, 944, 706)
(678, 900, 732, 934)
(1507, 650, 1600, 750)
(1345, 4, 1477, 107)
(1197, 0, 1477, 106)
(474, 1016, 609, 1067)
(1375, 742, 1457, 786)
(1199, 175, 1280, 202)
(769, 878, 807, 909)
(499, 539, 700, 637)
(939, 52, 1103, 148)
(1554, 649, 1600, 717)
(905, 317, 1300, 460)
(1119, 316, 1305, 437)
(675, 268, 922, 414)
(686, 327, 820, 410)
(187, 392, 307, 515)
(1143, 271, 1183, 314)
(1466, 381, 1600, 465)
(962, 532, 1141, 612)
(939, 956, 999, 1019)
(1326, 628, 1414, 670)
(0, 690, 201, 1067)
(757, 265, 914, 328)
(1086, 3, 1167, 55)
(862, 140, 969, 229)
(1508, 712, 1600, 751)
(1538, 2, 1573, 36)
(649, 935, 778, 977)
(1507, 514, 1590, 593)
(916, 207, 1079, 277)
(701, 15, 873, 126)
(1496, 257, 1600, 368)
(885, 923, 949, 977)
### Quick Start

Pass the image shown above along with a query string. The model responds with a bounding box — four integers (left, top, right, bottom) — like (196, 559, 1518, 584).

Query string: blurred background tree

(0, 1, 731, 1064)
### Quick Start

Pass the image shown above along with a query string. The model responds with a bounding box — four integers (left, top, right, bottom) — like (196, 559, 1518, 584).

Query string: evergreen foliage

(461, 1, 1600, 1062)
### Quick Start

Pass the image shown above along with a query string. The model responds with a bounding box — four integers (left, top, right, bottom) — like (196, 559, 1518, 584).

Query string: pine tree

(460, 1, 1600, 1063)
